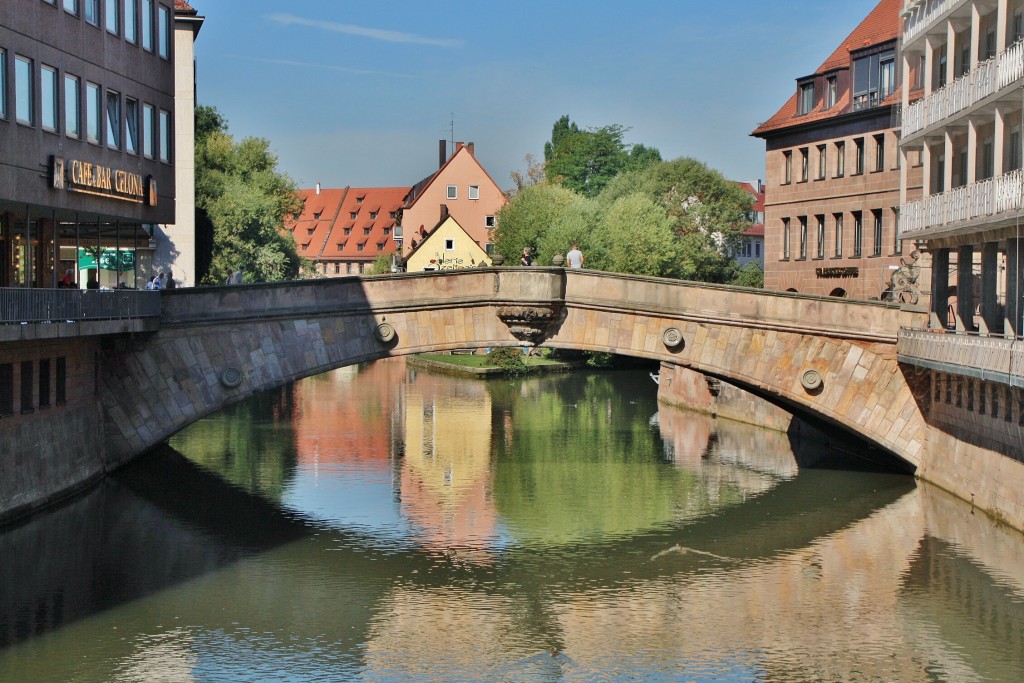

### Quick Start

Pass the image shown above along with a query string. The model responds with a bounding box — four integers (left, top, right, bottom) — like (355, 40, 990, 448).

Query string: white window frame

(64, 74, 80, 138)
(142, 102, 154, 157)
(0, 50, 6, 119)
(41, 65, 58, 131)
(159, 108, 171, 162)
(106, 0, 120, 34)
(446, 184, 457, 200)
(15, 55, 34, 126)
(86, 81, 101, 143)
(485, 215, 495, 228)
(468, 185, 480, 200)
(158, 4, 170, 59)
(125, 0, 137, 43)
(445, 239, 455, 251)
(106, 89, 121, 149)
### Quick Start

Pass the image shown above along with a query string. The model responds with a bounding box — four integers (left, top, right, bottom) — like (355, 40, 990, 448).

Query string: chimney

(315, 182, 321, 195)
(466, 142, 474, 157)
(455, 141, 464, 153)
(438, 139, 447, 168)
(440, 204, 449, 220)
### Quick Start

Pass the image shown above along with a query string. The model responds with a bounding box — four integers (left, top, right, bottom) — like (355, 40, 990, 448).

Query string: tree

(598, 193, 678, 276)
(543, 116, 661, 198)
(194, 105, 304, 285)
(492, 182, 589, 265)
(731, 262, 764, 288)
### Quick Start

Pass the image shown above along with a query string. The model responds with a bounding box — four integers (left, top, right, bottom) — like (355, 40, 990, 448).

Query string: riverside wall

(0, 338, 105, 522)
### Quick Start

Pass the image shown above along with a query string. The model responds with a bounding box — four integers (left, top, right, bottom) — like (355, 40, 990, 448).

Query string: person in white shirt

(566, 243, 584, 269)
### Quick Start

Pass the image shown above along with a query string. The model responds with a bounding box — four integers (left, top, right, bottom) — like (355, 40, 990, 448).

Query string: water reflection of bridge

(4, 365, 1024, 680)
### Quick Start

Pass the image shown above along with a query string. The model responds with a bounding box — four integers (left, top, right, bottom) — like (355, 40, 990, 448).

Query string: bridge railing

(0, 288, 161, 324)
(898, 328, 1024, 387)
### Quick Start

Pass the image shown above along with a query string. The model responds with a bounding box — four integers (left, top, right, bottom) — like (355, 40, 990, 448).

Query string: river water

(2, 358, 1024, 682)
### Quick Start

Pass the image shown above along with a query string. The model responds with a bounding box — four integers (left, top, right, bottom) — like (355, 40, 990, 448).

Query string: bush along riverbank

(407, 349, 654, 378)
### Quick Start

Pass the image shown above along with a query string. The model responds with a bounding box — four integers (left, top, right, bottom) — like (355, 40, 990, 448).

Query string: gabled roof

(404, 143, 504, 210)
(752, 0, 909, 137)
(318, 187, 409, 261)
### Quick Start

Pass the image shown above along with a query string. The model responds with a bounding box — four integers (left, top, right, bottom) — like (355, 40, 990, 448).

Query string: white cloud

(252, 57, 414, 79)
(265, 13, 464, 48)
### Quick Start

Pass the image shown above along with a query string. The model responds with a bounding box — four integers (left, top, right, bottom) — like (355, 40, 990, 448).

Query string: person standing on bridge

(520, 247, 533, 267)
(566, 243, 584, 269)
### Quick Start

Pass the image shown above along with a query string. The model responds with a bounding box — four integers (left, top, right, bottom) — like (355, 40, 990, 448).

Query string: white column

(947, 21, 958, 83)
(924, 142, 934, 195)
(945, 130, 955, 191)
(998, 0, 1009, 53)
(925, 36, 936, 93)
(971, 3, 982, 69)
(968, 118, 979, 184)
(995, 105, 1006, 174)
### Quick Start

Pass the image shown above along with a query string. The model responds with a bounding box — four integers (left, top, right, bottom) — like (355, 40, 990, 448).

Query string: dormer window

(853, 47, 895, 111)
(798, 81, 815, 115)
(370, 211, 378, 219)
(826, 76, 837, 109)
(350, 211, 358, 219)
(313, 211, 322, 219)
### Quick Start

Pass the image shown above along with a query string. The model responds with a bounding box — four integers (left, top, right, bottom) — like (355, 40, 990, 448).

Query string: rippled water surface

(2, 359, 1024, 682)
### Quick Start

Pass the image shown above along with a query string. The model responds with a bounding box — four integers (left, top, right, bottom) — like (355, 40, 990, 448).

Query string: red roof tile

(752, 0, 912, 136)
(285, 187, 410, 262)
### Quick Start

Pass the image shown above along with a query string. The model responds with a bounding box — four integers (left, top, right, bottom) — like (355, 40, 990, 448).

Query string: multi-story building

(735, 181, 765, 269)
(1, 0, 179, 289)
(288, 185, 408, 276)
(900, 0, 1024, 335)
(752, 0, 923, 300)
(399, 141, 505, 258)
(285, 140, 505, 274)
(151, 0, 202, 287)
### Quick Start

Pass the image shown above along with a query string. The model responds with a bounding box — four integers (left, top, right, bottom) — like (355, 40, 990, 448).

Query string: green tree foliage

(543, 115, 662, 198)
(493, 182, 588, 265)
(730, 262, 765, 288)
(597, 193, 678, 276)
(195, 105, 304, 285)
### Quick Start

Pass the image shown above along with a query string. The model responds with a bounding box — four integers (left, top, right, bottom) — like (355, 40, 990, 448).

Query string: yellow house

(404, 215, 491, 272)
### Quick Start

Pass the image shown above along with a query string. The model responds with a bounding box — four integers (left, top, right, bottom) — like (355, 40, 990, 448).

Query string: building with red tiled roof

(752, 0, 924, 300)
(285, 140, 506, 275)
(400, 141, 506, 258)
(734, 181, 765, 268)
(288, 186, 409, 276)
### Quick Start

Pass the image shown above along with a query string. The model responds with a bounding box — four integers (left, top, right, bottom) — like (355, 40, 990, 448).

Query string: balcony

(0, 288, 161, 342)
(902, 41, 1023, 137)
(901, 170, 1024, 237)
(898, 328, 1024, 387)
(902, 0, 957, 46)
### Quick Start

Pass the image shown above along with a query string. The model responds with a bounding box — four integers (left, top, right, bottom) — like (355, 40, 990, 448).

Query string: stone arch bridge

(100, 268, 931, 470)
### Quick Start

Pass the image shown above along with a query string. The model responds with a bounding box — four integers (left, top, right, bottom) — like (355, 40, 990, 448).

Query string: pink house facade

(399, 142, 506, 258)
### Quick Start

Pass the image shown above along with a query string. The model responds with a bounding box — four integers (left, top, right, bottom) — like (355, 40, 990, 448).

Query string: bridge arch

(98, 270, 930, 470)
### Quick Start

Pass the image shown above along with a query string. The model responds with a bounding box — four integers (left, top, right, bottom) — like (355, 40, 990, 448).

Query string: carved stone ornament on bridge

(220, 367, 243, 389)
(887, 250, 921, 305)
(800, 369, 823, 392)
(497, 305, 562, 345)
(662, 327, 684, 348)
(374, 322, 396, 344)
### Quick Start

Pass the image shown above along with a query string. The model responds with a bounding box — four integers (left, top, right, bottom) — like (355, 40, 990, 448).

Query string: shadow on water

(0, 367, 921, 658)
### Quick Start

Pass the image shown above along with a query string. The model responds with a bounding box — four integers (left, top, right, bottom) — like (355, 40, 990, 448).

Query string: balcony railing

(903, 0, 956, 45)
(902, 42, 1023, 137)
(898, 328, 1024, 387)
(901, 170, 1024, 236)
(0, 288, 161, 325)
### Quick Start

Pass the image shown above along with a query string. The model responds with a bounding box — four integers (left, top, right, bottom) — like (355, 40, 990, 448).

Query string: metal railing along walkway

(0, 288, 161, 325)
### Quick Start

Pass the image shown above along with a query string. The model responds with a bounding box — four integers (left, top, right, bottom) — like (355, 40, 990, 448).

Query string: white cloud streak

(251, 56, 414, 79)
(266, 13, 464, 48)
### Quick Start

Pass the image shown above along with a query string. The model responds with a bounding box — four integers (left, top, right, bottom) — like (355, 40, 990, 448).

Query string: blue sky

(194, 0, 882, 191)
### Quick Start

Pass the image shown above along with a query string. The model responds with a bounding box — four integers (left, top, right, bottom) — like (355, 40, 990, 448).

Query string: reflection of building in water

(657, 404, 798, 506)
(291, 359, 408, 466)
(400, 371, 498, 557)
(357, 487, 1024, 681)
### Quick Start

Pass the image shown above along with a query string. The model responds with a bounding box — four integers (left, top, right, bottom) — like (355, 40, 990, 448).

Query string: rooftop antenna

(450, 113, 455, 156)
